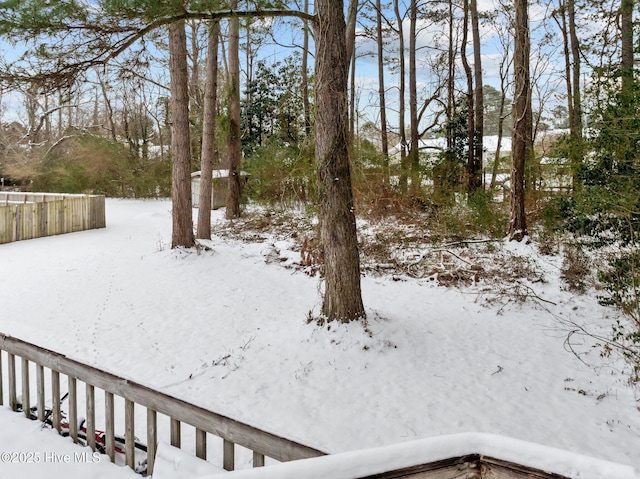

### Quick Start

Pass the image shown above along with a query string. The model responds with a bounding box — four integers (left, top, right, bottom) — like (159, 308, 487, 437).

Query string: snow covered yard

(0, 406, 139, 479)
(1, 198, 639, 476)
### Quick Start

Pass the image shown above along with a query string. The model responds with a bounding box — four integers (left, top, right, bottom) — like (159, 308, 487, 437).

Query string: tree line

(0, 0, 637, 323)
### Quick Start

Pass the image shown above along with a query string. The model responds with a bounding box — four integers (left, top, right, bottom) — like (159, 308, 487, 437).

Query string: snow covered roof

(483, 135, 512, 153)
(191, 169, 249, 179)
(391, 136, 512, 155)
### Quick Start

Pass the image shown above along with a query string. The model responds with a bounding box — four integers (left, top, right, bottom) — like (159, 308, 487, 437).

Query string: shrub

(242, 140, 316, 207)
(31, 134, 171, 198)
(598, 250, 640, 327)
(560, 245, 591, 293)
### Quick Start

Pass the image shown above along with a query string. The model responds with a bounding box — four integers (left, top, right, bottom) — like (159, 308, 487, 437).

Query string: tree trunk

(556, 1, 575, 130)
(346, 0, 359, 146)
(345, 0, 359, 68)
(471, 0, 483, 192)
(509, 0, 530, 242)
(314, 0, 366, 322)
(188, 20, 204, 165)
(226, 1, 242, 219)
(568, 0, 581, 136)
(446, 0, 455, 168)
(408, 0, 420, 194)
(461, 0, 475, 195)
(489, 65, 508, 191)
(394, 0, 408, 193)
(555, 0, 582, 189)
(169, 20, 195, 249)
(188, 20, 204, 112)
(620, 0, 634, 95)
(302, 0, 312, 138)
(376, 0, 389, 184)
(197, 21, 220, 240)
(349, 48, 357, 144)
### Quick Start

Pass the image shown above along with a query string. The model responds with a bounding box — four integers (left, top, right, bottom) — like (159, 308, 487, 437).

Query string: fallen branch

(514, 280, 557, 305)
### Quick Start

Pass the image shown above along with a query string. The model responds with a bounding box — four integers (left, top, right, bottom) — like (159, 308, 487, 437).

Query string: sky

(0, 0, 570, 131)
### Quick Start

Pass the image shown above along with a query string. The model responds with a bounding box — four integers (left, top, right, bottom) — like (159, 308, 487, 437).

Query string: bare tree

(375, 0, 390, 184)
(489, 23, 513, 191)
(97, 71, 118, 142)
(446, 0, 457, 167)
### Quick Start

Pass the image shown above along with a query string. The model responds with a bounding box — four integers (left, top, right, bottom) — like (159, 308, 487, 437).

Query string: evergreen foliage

(241, 54, 308, 154)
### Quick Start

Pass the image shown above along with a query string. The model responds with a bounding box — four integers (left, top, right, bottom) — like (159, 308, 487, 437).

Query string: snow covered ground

(1, 198, 639, 477)
(0, 406, 138, 478)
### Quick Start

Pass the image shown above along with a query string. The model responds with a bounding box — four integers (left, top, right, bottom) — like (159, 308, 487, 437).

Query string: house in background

(389, 136, 513, 171)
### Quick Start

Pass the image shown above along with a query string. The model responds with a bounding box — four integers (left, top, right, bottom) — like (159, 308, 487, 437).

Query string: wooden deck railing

(0, 332, 326, 475)
(3, 332, 636, 479)
(0, 193, 105, 244)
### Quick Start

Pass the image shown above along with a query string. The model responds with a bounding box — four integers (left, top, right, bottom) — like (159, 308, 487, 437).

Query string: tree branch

(1, 8, 317, 90)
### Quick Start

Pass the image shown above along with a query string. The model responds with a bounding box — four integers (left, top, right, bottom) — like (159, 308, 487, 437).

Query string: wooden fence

(0, 193, 106, 244)
(0, 332, 326, 475)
